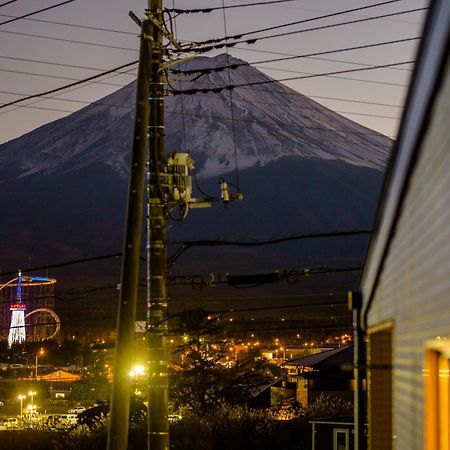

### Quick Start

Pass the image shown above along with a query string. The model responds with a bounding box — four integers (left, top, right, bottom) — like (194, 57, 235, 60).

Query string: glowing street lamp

(35, 348, 44, 379)
(18, 394, 26, 421)
(129, 365, 146, 397)
(28, 390, 36, 407)
(129, 364, 145, 378)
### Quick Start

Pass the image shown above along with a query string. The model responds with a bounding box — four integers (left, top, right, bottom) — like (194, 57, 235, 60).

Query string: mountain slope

(0, 54, 390, 183)
(0, 54, 391, 281)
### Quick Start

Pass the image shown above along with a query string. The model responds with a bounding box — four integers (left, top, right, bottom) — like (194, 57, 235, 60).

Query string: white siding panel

(367, 61, 450, 450)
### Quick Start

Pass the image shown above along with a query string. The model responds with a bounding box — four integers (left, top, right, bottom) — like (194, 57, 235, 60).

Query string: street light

(129, 364, 146, 397)
(35, 348, 44, 379)
(18, 394, 26, 421)
(129, 364, 145, 378)
(28, 391, 36, 408)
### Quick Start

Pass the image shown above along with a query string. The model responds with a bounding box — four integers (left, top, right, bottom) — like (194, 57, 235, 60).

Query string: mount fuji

(0, 54, 391, 284)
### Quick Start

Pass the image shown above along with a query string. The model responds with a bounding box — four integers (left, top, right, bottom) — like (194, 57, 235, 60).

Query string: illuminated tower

(8, 271, 27, 347)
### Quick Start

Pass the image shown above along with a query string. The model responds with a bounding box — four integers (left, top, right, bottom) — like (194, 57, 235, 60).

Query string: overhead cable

(0, 54, 139, 73)
(170, 61, 412, 96)
(0, 253, 122, 277)
(0, 29, 138, 52)
(184, 7, 427, 53)
(172, 37, 419, 76)
(0, 0, 19, 8)
(186, 1, 419, 48)
(0, 230, 370, 278)
(0, 67, 133, 88)
(0, 14, 137, 34)
(0, 60, 138, 110)
(166, 0, 303, 14)
(168, 229, 371, 265)
(165, 109, 400, 130)
(0, 0, 76, 26)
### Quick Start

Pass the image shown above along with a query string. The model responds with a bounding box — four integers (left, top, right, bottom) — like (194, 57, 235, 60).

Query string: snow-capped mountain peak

(0, 54, 391, 183)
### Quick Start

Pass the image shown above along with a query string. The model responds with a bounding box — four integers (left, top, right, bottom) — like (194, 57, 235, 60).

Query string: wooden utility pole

(107, 1, 239, 447)
(106, 17, 152, 450)
(146, 0, 169, 449)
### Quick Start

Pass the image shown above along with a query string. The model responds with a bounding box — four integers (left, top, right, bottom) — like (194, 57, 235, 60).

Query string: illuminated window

(368, 324, 393, 450)
(425, 341, 450, 450)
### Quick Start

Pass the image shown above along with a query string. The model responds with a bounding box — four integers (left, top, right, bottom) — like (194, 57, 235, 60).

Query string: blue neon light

(16, 272, 22, 304)
(30, 276, 49, 281)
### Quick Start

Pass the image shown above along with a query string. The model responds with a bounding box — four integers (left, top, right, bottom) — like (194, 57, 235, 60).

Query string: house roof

(39, 369, 81, 382)
(282, 345, 353, 370)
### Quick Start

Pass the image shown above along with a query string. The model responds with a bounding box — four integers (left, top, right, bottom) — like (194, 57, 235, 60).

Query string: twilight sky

(0, 0, 429, 144)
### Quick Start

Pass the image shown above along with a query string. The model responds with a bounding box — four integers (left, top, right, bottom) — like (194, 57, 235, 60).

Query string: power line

(0, 63, 403, 128)
(0, 66, 137, 117)
(221, 0, 241, 191)
(168, 80, 403, 109)
(0, 29, 138, 52)
(0, 0, 19, 8)
(170, 60, 412, 96)
(0, 92, 135, 114)
(256, 61, 412, 77)
(188, 1, 419, 48)
(168, 230, 371, 265)
(0, 0, 77, 26)
(186, 7, 427, 54)
(0, 35, 417, 111)
(168, 266, 362, 289)
(0, 37, 416, 107)
(166, 0, 303, 14)
(0, 230, 370, 278)
(0, 253, 122, 277)
(0, 13, 137, 35)
(165, 109, 399, 132)
(0, 102, 73, 113)
(174, 37, 418, 76)
(1, 92, 397, 142)
(0, 60, 138, 110)
(0, 54, 139, 72)
(0, 84, 403, 110)
(0, 67, 133, 87)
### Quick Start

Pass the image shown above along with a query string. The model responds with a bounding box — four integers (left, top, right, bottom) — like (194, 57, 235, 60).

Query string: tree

(70, 374, 111, 404)
(170, 343, 272, 413)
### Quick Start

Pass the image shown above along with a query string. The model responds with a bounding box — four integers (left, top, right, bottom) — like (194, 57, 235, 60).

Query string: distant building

(40, 369, 81, 382)
(272, 346, 355, 407)
(358, 1, 450, 449)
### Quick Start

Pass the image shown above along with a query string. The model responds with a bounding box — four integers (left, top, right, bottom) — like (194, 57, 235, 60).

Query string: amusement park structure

(0, 271, 60, 346)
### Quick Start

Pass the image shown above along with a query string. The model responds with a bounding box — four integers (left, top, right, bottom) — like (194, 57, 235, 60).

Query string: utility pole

(108, 2, 241, 447)
(146, 0, 169, 449)
(106, 16, 152, 450)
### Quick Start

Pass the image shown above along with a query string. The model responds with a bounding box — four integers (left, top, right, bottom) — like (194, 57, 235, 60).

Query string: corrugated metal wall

(366, 62, 450, 450)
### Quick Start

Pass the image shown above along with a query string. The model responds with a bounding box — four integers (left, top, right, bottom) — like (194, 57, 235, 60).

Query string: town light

(36, 348, 45, 379)
(129, 364, 145, 377)
(28, 390, 36, 406)
(18, 394, 26, 420)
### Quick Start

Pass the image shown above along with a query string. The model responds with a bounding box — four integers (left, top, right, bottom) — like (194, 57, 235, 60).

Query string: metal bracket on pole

(145, 10, 182, 51)
(129, 11, 142, 27)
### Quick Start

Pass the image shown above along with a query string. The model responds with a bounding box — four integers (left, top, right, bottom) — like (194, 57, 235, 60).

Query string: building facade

(360, 2, 450, 449)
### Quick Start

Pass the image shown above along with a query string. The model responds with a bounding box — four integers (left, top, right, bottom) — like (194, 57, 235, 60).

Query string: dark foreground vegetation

(0, 394, 353, 450)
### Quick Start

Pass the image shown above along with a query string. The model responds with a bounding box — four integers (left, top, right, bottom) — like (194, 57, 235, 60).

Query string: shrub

(306, 393, 353, 419)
